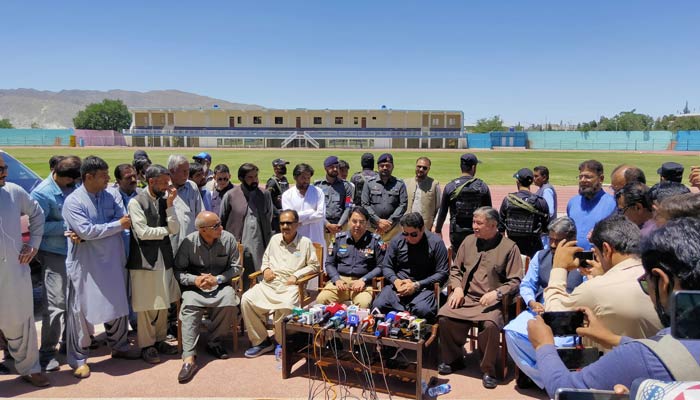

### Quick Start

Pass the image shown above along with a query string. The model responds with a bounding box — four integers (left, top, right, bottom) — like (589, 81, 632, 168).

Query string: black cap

(324, 156, 339, 168)
(514, 168, 534, 186)
(272, 158, 290, 167)
(460, 153, 481, 166)
(133, 150, 149, 160)
(360, 153, 374, 169)
(377, 153, 394, 164)
(657, 162, 684, 182)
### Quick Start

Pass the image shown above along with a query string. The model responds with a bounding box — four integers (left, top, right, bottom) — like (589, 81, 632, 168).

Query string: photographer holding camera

(528, 217, 700, 398)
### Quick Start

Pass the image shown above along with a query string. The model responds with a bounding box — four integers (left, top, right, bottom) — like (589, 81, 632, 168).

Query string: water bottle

(274, 344, 282, 370)
(427, 383, 451, 397)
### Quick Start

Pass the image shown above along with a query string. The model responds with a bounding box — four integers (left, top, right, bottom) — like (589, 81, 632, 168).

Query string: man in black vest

(266, 159, 290, 233)
(350, 153, 379, 207)
(500, 168, 550, 258)
(126, 165, 181, 364)
(434, 153, 492, 253)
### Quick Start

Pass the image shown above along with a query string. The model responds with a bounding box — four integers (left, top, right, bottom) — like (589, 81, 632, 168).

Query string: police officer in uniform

(361, 153, 408, 241)
(265, 159, 290, 233)
(499, 168, 550, 257)
(350, 153, 379, 206)
(314, 156, 355, 246)
(316, 206, 385, 308)
(434, 153, 492, 253)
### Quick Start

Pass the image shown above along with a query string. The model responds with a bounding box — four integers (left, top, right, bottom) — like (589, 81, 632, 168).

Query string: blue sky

(2, 1, 699, 125)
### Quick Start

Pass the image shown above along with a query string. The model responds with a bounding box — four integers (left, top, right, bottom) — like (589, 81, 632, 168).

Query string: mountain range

(0, 89, 262, 129)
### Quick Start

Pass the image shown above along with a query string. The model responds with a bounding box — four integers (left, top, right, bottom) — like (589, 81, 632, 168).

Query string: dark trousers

(372, 285, 437, 321)
(438, 316, 500, 376)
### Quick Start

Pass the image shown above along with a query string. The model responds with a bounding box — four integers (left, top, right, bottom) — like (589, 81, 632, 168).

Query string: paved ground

(0, 185, 584, 399)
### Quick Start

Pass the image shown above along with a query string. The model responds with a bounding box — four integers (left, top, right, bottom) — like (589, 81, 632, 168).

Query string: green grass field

(4, 147, 698, 186)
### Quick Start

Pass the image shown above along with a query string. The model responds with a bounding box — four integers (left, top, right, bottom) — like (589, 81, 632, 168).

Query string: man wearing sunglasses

(528, 217, 700, 399)
(209, 164, 233, 216)
(174, 211, 241, 382)
(406, 157, 441, 232)
(372, 212, 448, 321)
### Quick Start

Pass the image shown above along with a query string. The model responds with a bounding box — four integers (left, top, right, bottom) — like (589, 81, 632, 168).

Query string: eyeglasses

(0, 165, 7, 174)
(577, 174, 597, 181)
(416, 166, 429, 170)
(216, 177, 229, 182)
(279, 221, 296, 226)
(402, 231, 419, 238)
(637, 274, 649, 295)
(202, 222, 222, 230)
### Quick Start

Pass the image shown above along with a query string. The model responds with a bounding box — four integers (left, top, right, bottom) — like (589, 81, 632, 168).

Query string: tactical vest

(503, 192, 547, 237)
(126, 191, 175, 271)
(351, 170, 378, 206)
(449, 177, 485, 232)
(406, 176, 439, 228)
(535, 248, 584, 302)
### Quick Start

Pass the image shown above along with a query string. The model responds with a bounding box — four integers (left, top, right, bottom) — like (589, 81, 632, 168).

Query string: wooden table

(281, 321, 439, 400)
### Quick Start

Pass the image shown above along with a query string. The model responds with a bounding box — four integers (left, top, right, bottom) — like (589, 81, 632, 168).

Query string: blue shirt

(31, 176, 74, 255)
(107, 184, 139, 258)
(536, 328, 700, 399)
(519, 249, 543, 307)
(566, 189, 616, 250)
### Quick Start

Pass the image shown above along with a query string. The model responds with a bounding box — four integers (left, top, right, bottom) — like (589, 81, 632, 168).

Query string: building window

(353, 117, 359, 125)
(237, 116, 242, 124)
(372, 117, 377, 120)
(448, 118, 455, 126)
(313, 117, 322, 125)
(253, 116, 262, 124)
(432, 118, 439, 125)
(335, 117, 343, 125)
(274, 116, 284, 125)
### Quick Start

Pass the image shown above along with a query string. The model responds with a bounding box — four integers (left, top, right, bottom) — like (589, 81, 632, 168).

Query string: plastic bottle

(274, 344, 282, 370)
(427, 383, 451, 397)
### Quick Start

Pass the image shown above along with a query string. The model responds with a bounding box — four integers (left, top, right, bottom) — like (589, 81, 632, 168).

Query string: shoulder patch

(335, 231, 348, 239)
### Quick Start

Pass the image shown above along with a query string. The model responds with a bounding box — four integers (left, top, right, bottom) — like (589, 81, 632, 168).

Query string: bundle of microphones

(286, 303, 428, 341)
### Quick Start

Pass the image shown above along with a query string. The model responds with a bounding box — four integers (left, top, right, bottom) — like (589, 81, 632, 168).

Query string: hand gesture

(552, 240, 583, 271)
(350, 279, 366, 293)
(18, 244, 37, 265)
(335, 279, 349, 291)
(447, 287, 465, 309)
(166, 186, 178, 208)
(576, 306, 621, 349)
(119, 215, 131, 230)
(528, 300, 545, 314)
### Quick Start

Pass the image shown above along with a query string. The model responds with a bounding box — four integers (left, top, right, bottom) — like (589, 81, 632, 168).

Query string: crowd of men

(0, 149, 699, 396)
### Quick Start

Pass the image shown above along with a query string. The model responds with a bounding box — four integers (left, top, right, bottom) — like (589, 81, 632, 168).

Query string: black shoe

(206, 343, 229, 360)
(482, 373, 498, 389)
(437, 358, 465, 375)
(155, 341, 179, 355)
(177, 361, 198, 383)
(0, 363, 10, 375)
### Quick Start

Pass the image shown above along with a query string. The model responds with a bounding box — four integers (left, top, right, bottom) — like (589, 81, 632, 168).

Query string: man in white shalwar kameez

(0, 154, 49, 387)
(241, 209, 320, 358)
(282, 163, 326, 248)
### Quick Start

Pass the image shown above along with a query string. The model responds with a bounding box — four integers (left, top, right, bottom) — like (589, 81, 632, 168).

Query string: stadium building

(124, 107, 464, 149)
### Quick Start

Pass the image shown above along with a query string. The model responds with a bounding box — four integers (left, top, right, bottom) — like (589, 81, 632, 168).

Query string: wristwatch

(496, 288, 503, 301)
(413, 281, 420, 291)
(216, 276, 224, 285)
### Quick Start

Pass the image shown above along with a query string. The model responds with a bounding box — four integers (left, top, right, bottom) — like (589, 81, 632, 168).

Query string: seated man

(503, 216, 584, 388)
(438, 206, 522, 389)
(372, 212, 448, 321)
(528, 217, 700, 399)
(543, 214, 662, 347)
(316, 206, 385, 308)
(174, 211, 241, 383)
(241, 209, 320, 358)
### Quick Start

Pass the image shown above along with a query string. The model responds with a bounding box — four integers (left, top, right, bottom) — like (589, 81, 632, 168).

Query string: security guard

(361, 153, 408, 241)
(316, 206, 385, 308)
(499, 168, 549, 257)
(434, 153, 492, 252)
(314, 156, 355, 246)
(265, 159, 290, 233)
(350, 153, 379, 206)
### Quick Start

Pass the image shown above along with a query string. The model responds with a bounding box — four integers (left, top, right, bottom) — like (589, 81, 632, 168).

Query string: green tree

(0, 118, 13, 128)
(654, 115, 675, 130)
(30, 121, 40, 129)
(474, 115, 504, 133)
(671, 116, 700, 131)
(73, 99, 132, 131)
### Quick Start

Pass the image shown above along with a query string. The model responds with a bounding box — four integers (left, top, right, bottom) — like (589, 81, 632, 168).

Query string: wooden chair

(248, 242, 324, 308)
(176, 243, 245, 353)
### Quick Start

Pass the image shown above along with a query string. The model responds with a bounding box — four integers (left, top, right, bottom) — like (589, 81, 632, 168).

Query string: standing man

(168, 155, 204, 254)
(314, 156, 354, 246)
(361, 153, 407, 241)
(108, 163, 141, 258)
(566, 160, 617, 250)
(533, 165, 557, 221)
(499, 168, 550, 257)
(174, 211, 241, 382)
(438, 207, 523, 388)
(241, 210, 320, 357)
(266, 158, 290, 233)
(372, 212, 448, 321)
(316, 206, 385, 308)
(434, 153, 492, 252)
(220, 163, 273, 287)
(192, 152, 213, 186)
(31, 155, 81, 372)
(126, 165, 181, 364)
(63, 156, 139, 379)
(658, 162, 684, 184)
(406, 156, 441, 231)
(282, 163, 326, 247)
(351, 153, 378, 207)
(189, 162, 212, 212)
(209, 164, 234, 216)
(0, 154, 48, 387)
